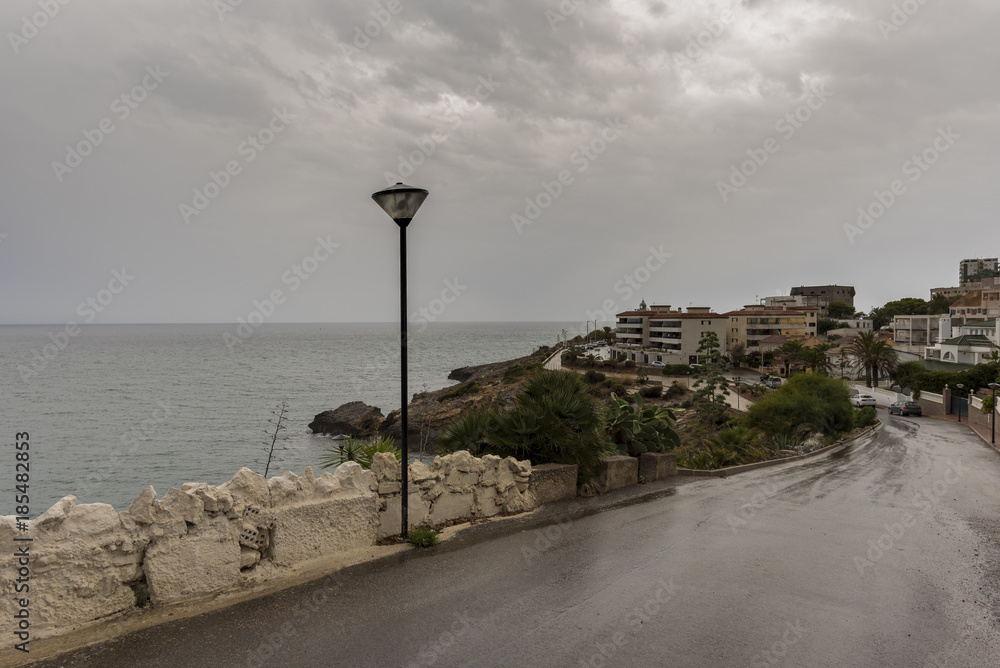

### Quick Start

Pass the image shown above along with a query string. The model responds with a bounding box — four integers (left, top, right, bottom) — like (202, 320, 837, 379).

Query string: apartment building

(892, 314, 945, 354)
(959, 257, 998, 284)
(724, 305, 818, 353)
(613, 303, 727, 365)
(788, 285, 856, 316)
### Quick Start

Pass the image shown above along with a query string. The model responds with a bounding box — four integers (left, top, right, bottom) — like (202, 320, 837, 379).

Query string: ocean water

(0, 322, 572, 514)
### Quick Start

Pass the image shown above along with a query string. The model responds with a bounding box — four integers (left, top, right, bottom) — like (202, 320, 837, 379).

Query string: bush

(664, 381, 687, 400)
(662, 364, 693, 376)
(744, 374, 854, 438)
(639, 384, 663, 398)
(623, 360, 636, 369)
(606, 393, 680, 456)
(610, 382, 627, 396)
(438, 382, 480, 401)
(503, 364, 526, 383)
(854, 406, 877, 428)
(438, 409, 496, 456)
(440, 370, 612, 482)
(584, 369, 606, 384)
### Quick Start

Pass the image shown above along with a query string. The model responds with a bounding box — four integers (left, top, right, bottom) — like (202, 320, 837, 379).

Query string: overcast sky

(1, 0, 997, 327)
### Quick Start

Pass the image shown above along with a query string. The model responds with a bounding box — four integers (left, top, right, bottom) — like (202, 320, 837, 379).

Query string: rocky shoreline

(309, 352, 549, 450)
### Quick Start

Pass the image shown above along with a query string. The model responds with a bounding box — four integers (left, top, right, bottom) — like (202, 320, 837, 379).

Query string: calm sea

(0, 322, 574, 514)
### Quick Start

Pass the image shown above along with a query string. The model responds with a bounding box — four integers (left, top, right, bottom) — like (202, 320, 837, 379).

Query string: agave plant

(319, 435, 401, 470)
(606, 392, 681, 457)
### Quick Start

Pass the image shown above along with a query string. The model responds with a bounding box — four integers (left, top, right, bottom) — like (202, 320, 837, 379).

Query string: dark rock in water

(309, 401, 384, 436)
(380, 409, 431, 444)
(448, 366, 476, 382)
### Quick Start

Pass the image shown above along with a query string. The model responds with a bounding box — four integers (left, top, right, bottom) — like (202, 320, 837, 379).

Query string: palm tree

(774, 341, 805, 377)
(800, 346, 834, 375)
(847, 331, 898, 388)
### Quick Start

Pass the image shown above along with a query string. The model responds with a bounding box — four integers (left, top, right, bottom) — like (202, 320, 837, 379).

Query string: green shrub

(438, 382, 480, 401)
(584, 369, 606, 384)
(623, 360, 636, 369)
(319, 436, 401, 470)
(744, 374, 854, 437)
(130, 582, 149, 608)
(610, 382, 627, 396)
(662, 364, 693, 376)
(854, 406, 877, 428)
(438, 409, 496, 456)
(664, 381, 687, 399)
(408, 526, 439, 548)
(439, 370, 612, 482)
(606, 393, 680, 456)
(639, 384, 663, 398)
(503, 364, 526, 383)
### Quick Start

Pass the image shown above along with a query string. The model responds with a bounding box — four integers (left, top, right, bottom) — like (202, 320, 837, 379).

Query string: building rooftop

(939, 334, 995, 347)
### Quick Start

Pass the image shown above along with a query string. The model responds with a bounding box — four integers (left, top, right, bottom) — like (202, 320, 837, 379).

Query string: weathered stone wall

(0, 463, 377, 640)
(0, 452, 539, 641)
(372, 451, 535, 540)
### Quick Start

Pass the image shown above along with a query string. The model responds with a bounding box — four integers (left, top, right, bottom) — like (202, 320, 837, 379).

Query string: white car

(851, 394, 877, 408)
(650, 361, 665, 368)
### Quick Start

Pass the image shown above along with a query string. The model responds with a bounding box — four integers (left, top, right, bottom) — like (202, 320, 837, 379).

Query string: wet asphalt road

(24, 415, 1000, 667)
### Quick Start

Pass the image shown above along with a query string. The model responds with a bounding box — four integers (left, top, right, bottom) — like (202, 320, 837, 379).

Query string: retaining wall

(0, 451, 536, 642)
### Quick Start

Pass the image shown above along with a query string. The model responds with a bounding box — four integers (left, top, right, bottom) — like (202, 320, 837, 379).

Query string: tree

(774, 340, 805, 377)
(818, 318, 843, 335)
(602, 326, 615, 345)
(827, 301, 855, 319)
(927, 292, 961, 314)
(847, 331, 898, 388)
(692, 331, 730, 426)
(800, 346, 833, 375)
(730, 341, 746, 367)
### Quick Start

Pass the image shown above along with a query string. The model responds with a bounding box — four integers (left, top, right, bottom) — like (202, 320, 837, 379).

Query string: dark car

(889, 400, 922, 416)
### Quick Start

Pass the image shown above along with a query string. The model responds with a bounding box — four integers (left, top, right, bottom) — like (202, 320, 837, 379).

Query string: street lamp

(371, 182, 429, 539)
(989, 382, 1000, 444)
(955, 383, 964, 423)
(733, 376, 741, 410)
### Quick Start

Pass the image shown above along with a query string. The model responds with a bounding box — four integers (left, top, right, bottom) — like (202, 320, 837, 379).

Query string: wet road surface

(25, 415, 1000, 667)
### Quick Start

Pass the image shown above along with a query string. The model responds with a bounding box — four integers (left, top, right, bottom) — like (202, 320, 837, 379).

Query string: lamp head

(371, 182, 429, 228)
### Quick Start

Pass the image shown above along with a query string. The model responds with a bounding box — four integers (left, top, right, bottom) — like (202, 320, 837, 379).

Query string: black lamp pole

(371, 182, 429, 539)
(989, 383, 999, 444)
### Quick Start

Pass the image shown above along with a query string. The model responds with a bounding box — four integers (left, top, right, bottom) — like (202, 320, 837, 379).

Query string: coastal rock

(309, 401, 384, 436)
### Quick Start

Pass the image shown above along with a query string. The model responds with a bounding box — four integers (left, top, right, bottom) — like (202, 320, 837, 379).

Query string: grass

(438, 382, 480, 401)
(408, 525, 439, 548)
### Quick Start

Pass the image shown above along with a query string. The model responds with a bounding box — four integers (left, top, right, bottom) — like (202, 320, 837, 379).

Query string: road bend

(28, 415, 1000, 667)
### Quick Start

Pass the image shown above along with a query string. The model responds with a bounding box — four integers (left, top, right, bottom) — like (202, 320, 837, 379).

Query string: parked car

(650, 361, 665, 368)
(889, 400, 922, 416)
(851, 394, 877, 408)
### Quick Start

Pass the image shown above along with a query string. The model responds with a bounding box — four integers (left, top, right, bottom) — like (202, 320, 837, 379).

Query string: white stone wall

(0, 452, 536, 641)
(372, 451, 534, 539)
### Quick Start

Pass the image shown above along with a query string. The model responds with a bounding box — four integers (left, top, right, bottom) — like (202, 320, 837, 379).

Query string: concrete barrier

(528, 463, 579, 505)
(597, 455, 638, 492)
(639, 452, 677, 481)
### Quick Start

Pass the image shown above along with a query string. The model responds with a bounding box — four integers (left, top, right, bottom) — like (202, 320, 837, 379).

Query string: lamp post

(371, 182, 429, 539)
(990, 382, 999, 444)
(956, 383, 964, 423)
(733, 376, 741, 410)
